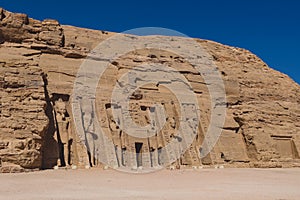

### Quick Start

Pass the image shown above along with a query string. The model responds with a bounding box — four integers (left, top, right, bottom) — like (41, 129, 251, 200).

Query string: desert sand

(0, 168, 300, 200)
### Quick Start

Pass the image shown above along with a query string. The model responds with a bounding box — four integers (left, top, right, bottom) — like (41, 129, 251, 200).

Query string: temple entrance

(135, 142, 143, 167)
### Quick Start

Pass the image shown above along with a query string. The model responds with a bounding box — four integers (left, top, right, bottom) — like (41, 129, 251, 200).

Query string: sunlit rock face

(0, 8, 299, 172)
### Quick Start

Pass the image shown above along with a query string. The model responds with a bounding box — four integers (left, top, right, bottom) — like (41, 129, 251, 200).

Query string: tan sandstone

(0, 8, 299, 172)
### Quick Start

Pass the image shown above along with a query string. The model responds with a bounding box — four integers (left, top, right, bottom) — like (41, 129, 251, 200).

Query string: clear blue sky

(1, 0, 299, 84)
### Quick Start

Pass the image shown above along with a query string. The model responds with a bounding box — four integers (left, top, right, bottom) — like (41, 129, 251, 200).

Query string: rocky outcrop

(203, 41, 300, 167)
(0, 44, 48, 171)
(0, 8, 63, 46)
(0, 8, 299, 172)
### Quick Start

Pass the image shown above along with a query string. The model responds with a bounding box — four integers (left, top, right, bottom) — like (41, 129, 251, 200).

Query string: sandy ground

(0, 168, 300, 200)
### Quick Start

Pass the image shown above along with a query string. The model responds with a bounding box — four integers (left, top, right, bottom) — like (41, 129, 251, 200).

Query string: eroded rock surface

(0, 8, 299, 172)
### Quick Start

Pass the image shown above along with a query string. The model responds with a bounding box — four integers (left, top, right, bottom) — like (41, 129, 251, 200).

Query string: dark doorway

(135, 142, 143, 167)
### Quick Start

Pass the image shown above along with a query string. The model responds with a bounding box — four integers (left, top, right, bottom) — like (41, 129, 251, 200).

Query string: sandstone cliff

(0, 8, 299, 172)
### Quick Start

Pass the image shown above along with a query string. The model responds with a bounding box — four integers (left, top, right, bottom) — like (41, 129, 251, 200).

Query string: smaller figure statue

(109, 116, 123, 167)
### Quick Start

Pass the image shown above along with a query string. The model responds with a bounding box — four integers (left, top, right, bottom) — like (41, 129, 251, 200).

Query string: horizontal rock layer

(0, 8, 299, 172)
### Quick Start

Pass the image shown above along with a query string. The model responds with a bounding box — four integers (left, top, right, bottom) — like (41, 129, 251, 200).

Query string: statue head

(55, 98, 67, 116)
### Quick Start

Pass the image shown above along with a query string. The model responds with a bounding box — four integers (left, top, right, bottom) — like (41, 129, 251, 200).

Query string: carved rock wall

(0, 8, 299, 172)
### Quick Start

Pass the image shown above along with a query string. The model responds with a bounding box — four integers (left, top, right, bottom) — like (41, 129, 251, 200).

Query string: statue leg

(115, 146, 122, 167)
(122, 148, 127, 166)
(90, 141, 95, 166)
(151, 149, 159, 168)
(86, 133, 95, 166)
(63, 142, 69, 166)
(56, 142, 62, 167)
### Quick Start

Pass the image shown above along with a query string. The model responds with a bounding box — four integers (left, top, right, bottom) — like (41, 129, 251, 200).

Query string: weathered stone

(0, 163, 25, 173)
(0, 8, 64, 46)
(0, 7, 299, 172)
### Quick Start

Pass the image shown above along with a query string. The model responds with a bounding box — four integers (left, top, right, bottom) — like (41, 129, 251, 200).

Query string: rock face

(0, 8, 299, 172)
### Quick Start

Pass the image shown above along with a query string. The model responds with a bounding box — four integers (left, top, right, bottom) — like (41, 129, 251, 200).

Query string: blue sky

(1, 0, 299, 84)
